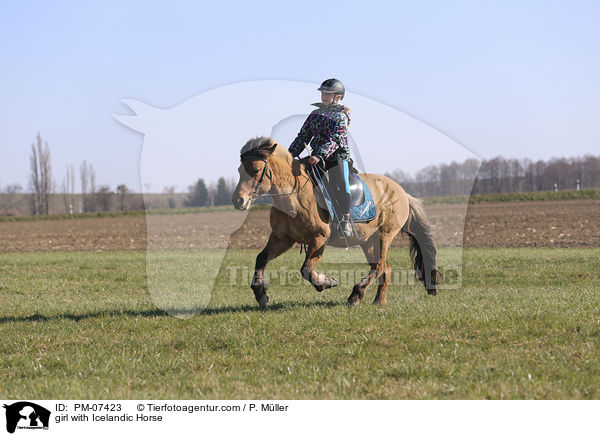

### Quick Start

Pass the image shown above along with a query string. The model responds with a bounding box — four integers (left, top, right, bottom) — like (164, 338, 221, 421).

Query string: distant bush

(0, 209, 21, 217)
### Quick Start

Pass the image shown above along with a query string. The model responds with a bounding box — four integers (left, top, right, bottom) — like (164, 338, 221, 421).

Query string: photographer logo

(3, 402, 50, 434)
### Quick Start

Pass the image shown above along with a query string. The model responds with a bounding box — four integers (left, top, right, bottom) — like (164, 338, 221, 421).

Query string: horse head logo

(3, 402, 50, 434)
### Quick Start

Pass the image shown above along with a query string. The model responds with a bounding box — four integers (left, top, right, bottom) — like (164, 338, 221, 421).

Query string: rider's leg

(329, 158, 352, 236)
(330, 158, 351, 214)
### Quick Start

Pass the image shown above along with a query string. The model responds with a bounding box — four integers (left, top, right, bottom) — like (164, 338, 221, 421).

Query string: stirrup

(338, 216, 353, 238)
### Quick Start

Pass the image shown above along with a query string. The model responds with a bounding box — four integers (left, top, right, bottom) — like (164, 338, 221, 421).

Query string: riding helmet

(317, 78, 345, 99)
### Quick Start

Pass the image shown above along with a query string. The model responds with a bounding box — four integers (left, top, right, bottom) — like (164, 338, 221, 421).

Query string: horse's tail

(402, 194, 442, 295)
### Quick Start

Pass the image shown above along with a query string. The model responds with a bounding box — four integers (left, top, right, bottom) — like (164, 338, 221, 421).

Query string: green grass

(0, 247, 599, 399)
(423, 188, 600, 205)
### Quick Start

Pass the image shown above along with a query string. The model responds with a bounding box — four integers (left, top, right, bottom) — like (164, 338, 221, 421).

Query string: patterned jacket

(288, 103, 351, 163)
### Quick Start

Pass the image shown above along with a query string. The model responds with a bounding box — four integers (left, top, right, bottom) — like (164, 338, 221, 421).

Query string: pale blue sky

(1, 1, 599, 192)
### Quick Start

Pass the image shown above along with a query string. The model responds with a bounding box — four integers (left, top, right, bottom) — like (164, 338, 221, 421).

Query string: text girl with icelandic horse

(289, 78, 353, 237)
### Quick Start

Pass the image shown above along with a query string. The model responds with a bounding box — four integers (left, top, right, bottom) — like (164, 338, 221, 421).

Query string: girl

(288, 78, 353, 237)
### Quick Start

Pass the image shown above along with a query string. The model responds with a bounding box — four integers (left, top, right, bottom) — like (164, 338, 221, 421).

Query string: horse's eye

(251, 170, 260, 176)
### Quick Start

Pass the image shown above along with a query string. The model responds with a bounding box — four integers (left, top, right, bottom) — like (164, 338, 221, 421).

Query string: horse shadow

(0, 300, 348, 324)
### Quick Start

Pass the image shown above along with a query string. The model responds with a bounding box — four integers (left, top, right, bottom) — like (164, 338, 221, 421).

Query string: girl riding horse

(233, 136, 441, 309)
(288, 78, 353, 237)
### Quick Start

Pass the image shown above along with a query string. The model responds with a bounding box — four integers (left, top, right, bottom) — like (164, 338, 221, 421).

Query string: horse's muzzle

(233, 196, 249, 210)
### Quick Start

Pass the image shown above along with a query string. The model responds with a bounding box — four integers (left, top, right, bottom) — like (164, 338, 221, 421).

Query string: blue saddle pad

(349, 178, 376, 222)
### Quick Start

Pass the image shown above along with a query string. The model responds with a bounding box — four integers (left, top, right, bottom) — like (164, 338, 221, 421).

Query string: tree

(94, 185, 113, 212)
(79, 161, 98, 212)
(184, 179, 208, 207)
(389, 154, 600, 197)
(385, 169, 413, 184)
(1, 184, 23, 215)
(163, 186, 177, 209)
(214, 177, 232, 206)
(80, 160, 89, 212)
(29, 133, 53, 215)
(62, 165, 75, 214)
(116, 184, 128, 211)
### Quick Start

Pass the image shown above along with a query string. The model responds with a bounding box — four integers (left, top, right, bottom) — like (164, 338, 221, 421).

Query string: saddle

(303, 158, 376, 223)
(315, 168, 365, 207)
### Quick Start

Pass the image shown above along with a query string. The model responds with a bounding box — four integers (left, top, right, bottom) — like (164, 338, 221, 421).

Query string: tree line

(386, 155, 600, 197)
(183, 177, 236, 207)
(1, 133, 236, 216)
(5, 133, 599, 216)
(1, 133, 140, 216)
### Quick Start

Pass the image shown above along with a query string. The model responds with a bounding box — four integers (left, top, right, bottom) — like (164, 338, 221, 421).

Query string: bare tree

(80, 160, 89, 212)
(163, 185, 177, 209)
(90, 164, 96, 196)
(62, 165, 75, 214)
(391, 153, 600, 197)
(88, 164, 97, 212)
(29, 133, 53, 215)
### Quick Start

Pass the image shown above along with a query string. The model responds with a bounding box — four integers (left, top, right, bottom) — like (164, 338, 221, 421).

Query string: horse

(232, 136, 441, 308)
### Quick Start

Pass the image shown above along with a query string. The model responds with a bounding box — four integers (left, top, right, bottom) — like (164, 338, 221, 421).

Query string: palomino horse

(232, 136, 441, 308)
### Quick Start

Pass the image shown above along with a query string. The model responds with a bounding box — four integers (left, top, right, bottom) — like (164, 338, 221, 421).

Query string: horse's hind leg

(251, 233, 293, 308)
(348, 232, 394, 306)
(348, 233, 391, 305)
(373, 260, 392, 305)
(348, 235, 379, 305)
(301, 237, 338, 292)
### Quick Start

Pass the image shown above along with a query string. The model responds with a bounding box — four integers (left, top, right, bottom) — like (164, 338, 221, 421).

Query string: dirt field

(0, 200, 598, 252)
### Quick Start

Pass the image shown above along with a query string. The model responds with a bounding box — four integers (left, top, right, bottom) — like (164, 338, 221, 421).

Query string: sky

(114, 81, 479, 192)
(1, 1, 599, 192)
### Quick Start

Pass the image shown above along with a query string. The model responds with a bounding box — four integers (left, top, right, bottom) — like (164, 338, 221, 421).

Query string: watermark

(114, 80, 478, 315)
(3, 402, 51, 434)
(226, 265, 462, 289)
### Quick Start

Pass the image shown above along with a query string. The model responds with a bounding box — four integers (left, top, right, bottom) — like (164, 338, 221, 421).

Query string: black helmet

(317, 78, 345, 99)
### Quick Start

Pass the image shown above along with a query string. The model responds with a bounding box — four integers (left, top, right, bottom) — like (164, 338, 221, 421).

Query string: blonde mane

(240, 136, 292, 165)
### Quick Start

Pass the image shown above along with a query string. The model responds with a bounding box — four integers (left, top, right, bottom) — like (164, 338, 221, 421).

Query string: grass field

(1, 247, 599, 399)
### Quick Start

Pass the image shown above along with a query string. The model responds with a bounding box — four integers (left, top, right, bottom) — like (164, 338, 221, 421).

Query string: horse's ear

(266, 142, 278, 154)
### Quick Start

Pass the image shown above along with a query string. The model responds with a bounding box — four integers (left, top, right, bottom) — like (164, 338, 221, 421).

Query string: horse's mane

(240, 136, 292, 164)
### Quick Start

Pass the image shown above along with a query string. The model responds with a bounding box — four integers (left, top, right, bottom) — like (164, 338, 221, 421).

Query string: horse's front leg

(251, 233, 293, 308)
(301, 238, 338, 292)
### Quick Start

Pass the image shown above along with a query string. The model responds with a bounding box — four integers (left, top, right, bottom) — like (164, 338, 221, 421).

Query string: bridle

(241, 155, 272, 200)
(240, 153, 311, 200)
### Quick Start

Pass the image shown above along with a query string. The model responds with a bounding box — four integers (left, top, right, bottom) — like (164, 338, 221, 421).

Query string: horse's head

(233, 136, 280, 210)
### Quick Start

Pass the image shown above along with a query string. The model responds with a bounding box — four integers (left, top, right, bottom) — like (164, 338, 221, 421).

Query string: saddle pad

(349, 178, 376, 222)
(314, 172, 376, 223)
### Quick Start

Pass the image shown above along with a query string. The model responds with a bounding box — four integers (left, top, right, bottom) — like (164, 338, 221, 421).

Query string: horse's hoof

(258, 294, 269, 309)
(314, 276, 338, 292)
(427, 289, 437, 296)
(347, 297, 360, 307)
(372, 299, 386, 305)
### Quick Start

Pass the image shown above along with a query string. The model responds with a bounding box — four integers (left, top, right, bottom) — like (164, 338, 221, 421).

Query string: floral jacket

(288, 103, 351, 163)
